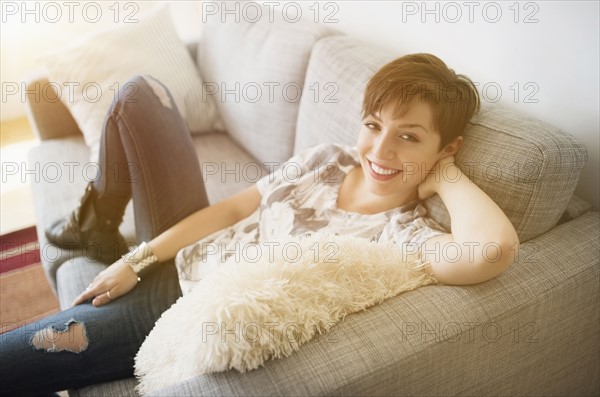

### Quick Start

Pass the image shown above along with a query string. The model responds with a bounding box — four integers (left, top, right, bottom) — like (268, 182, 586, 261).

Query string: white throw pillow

(134, 233, 437, 394)
(40, 4, 221, 162)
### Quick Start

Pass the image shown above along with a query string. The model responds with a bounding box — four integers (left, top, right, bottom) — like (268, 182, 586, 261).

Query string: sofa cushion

(558, 195, 592, 224)
(190, 132, 266, 204)
(294, 37, 395, 151)
(428, 106, 588, 242)
(68, 376, 138, 397)
(296, 36, 588, 242)
(197, 4, 338, 165)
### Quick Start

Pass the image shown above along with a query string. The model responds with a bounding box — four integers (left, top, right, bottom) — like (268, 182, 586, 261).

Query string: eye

(399, 133, 419, 142)
(363, 122, 380, 131)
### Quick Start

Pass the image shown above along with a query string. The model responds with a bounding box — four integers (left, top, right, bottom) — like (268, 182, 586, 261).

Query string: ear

(441, 136, 463, 157)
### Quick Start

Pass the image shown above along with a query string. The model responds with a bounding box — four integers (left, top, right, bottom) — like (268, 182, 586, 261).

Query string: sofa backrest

(197, 6, 338, 165)
(296, 36, 588, 242)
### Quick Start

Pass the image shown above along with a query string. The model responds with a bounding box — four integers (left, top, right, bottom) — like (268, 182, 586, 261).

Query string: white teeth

(370, 161, 400, 176)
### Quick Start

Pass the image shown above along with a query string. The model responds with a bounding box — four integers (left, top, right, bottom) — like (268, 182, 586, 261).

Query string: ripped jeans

(0, 76, 209, 396)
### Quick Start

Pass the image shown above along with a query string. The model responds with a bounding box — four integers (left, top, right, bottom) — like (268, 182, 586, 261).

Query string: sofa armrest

(152, 212, 600, 396)
(24, 72, 82, 141)
(558, 194, 593, 224)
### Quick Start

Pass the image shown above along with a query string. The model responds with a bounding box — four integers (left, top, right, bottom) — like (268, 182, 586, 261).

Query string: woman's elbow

(428, 233, 520, 285)
(472, 236, 520, 284)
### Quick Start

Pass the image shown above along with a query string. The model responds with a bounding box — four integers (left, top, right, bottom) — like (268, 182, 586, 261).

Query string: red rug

(1, 226, 41, 273)
(0, 226, 60, 334)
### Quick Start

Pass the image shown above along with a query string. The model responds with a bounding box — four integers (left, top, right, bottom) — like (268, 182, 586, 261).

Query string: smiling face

(356, 100, 461, 207)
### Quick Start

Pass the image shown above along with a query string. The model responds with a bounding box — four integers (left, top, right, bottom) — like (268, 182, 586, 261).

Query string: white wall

(2, 1, 598, 208)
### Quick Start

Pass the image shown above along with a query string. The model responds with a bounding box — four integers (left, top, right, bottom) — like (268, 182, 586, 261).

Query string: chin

(363, 173, 402, 194)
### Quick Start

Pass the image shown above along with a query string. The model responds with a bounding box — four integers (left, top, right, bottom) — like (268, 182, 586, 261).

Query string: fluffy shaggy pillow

(39, 4, 221, 162)
(134, 233, 438, 395)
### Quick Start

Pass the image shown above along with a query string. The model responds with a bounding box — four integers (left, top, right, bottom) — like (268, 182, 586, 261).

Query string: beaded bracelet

(122, 242, 159, 280)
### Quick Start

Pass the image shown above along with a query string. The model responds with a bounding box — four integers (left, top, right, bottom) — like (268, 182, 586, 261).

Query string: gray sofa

(25, 14, 599, 397)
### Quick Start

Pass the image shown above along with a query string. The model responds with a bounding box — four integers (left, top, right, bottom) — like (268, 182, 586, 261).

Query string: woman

(0, 53, 519, 395)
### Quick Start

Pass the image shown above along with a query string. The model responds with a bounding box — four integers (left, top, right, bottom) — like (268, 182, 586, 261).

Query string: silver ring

(106, 290, 112, 301)
(86, 283, 92, 290)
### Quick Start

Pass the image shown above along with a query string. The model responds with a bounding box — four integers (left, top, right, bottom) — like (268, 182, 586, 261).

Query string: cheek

(356, 130, 370, 154)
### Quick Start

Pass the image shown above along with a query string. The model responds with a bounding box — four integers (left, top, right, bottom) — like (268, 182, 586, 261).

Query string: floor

(1, 116, 38, 235)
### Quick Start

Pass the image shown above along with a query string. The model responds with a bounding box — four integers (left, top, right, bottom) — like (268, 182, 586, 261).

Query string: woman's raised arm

(418, 157, 520, 285)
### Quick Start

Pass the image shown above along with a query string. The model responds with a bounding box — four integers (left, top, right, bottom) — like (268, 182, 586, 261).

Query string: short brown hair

(362, 53, 480, 149)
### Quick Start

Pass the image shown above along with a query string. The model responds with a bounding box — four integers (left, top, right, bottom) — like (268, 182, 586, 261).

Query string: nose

(372, 130, 396, 160)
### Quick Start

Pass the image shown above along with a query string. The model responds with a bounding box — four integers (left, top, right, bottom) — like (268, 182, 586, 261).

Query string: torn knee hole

(31, 321, 89, 353)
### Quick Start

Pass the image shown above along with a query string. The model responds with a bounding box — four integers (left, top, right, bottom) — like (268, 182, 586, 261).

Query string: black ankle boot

(45, 182, 129, 264)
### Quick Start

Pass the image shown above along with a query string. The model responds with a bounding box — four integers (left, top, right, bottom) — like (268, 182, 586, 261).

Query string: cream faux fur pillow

(39, 4, 221, 163)
(134, 234, 437, 395)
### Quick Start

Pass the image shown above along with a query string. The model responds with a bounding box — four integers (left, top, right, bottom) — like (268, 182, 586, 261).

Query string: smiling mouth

(368, 160, 401, 176)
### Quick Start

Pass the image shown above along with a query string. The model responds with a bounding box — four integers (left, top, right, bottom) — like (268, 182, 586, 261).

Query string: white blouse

(175, 143, 445, 295)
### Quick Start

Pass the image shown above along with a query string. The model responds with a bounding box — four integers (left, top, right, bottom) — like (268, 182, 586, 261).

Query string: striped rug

(0, 226, 60, 334)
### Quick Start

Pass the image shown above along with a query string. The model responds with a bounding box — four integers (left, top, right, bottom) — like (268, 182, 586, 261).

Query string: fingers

(71, 284, 98, 307)
(91, 290, 114, 307)
(70, 261, 139, 307)
(71, 282, 118, 308)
